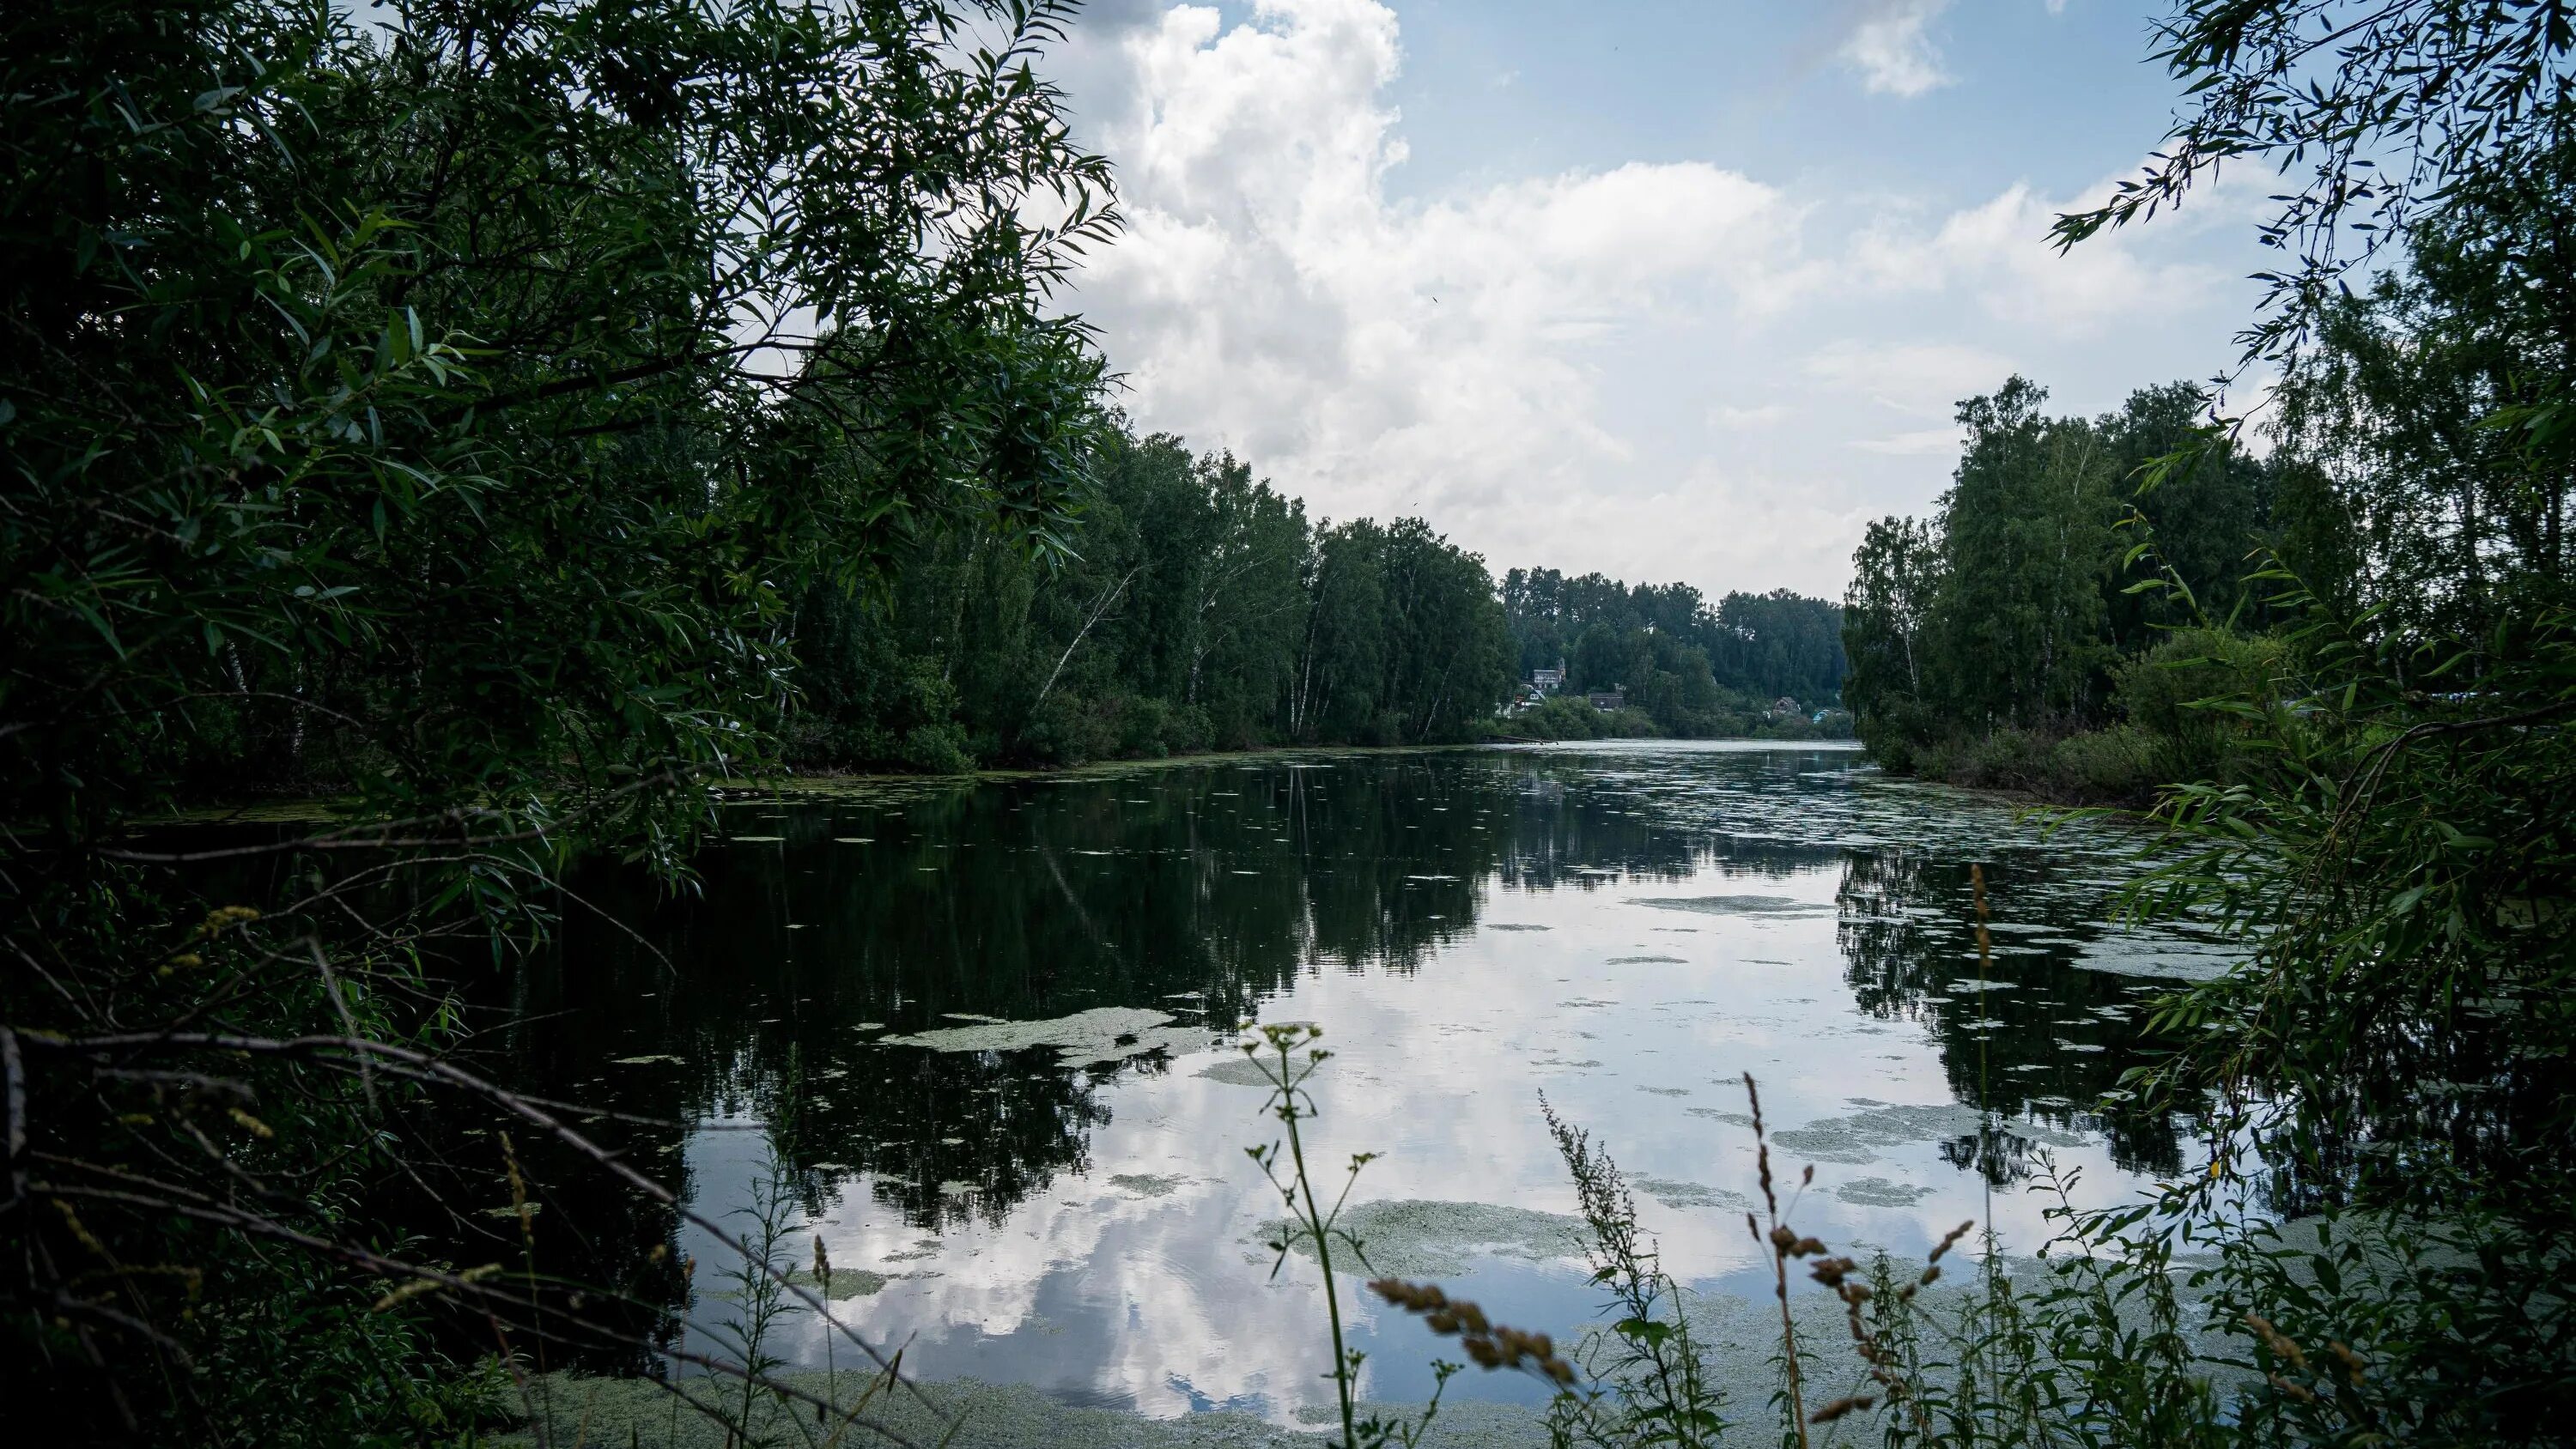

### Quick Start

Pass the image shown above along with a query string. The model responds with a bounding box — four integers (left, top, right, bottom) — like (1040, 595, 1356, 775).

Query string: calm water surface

(495, 742, 2232, 1419)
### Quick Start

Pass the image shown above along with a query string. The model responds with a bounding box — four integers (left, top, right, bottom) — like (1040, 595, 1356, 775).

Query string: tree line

(1838, 376, 2299, 789)
(1499, 568, 1846, 738)
(783, 438, 1858, 773)
(787, 424, 1516, 770)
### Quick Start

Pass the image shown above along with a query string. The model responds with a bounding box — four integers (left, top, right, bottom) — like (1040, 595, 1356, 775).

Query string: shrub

(2111, 628, 2286, 786)
(1509, 696, 1614, 740)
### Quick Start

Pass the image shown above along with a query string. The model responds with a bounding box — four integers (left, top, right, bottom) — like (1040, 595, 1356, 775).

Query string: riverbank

(1868, 724, 2170, 808)
(151, 737, 1870, 826)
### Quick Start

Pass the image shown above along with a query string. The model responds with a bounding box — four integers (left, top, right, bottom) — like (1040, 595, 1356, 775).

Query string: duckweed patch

(878, 1006, 1198, 1065)
(1629, 894, 1821, 916)
(1832, 1175, 1938, 1208)
(1194, 1057, 1279, 1087)
(1260, 1198, 1587, 1278)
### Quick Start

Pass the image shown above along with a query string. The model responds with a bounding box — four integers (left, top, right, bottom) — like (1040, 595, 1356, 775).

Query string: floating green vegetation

(781, 1267, 890, 1300)
(1768, 1101, 2087, 1165)
(1832, 1175, 1937, 1208)
(2071, 930, 2243, 982)
(1631, 1178, 1747, 1211)
(1194, 1057, 1278, 1088)
(1629, 894, 1822, 916)
(876, 1006, 1198, 1066)
(1260, 1198, 1587, 1278)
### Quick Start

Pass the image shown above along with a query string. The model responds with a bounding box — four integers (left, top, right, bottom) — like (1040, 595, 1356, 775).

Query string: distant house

(1530, 664, 1564, 692)
(1587, 689, 1625, 712)
(1771, 696, 1799, 717)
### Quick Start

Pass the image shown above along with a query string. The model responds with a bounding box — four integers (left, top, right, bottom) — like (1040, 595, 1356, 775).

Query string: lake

(489, 740, 2232, 1426)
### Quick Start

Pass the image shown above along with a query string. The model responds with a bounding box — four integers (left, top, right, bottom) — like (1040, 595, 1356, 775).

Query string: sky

(1034, 0, 2278, 599)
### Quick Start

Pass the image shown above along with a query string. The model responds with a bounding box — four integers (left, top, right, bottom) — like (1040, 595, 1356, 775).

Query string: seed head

(1811, 1395, 1876, 1424)
(2245, 1313, 2309, 1371)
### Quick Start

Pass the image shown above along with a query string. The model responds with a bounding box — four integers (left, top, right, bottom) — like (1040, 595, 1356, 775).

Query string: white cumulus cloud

(1838, 0, 1956, 98)
(1044, 0, 2258, 594)
(1061, 1, 1805, 544)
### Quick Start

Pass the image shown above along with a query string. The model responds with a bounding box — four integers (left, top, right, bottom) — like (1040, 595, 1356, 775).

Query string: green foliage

(1843, 515, 1943, 767)
(2106, 628, 2286, 786)
(1501, 570, 1846, 737)
(2073, 3, 2576, 1438)
(2123, 583, 2576, 1215)
(2, 0, 1111, 843)
(2, 0, 1111, 1438)
(1538, 1100, 1726, 1448)
(1502, 696, 1660, 743)
(1242, 1023, 1460, 1449)
(2056, 0, 2576, 362)
(2269, 136, 2576, 644)
(787, 443, 1517, 767)
(1940, 378, 2122, 730)
(1842, 377, 2288, 790)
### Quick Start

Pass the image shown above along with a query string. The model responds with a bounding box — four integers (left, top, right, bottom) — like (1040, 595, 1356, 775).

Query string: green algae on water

(878, 1006, 1199, 1066)
(1258, 1198, 1586, 1278)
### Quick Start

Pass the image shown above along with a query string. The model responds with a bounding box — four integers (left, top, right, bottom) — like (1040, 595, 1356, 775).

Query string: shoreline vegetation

(147, 733, 1862, 827)
(1837, 372, 2294, 809)
(6, 1, 2573, 1446)
(777, 429, 1848, 778)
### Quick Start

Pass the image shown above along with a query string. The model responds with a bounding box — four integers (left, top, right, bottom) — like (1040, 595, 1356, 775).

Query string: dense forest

(778, 424, 1853, 773)
(1839, 377, 2290, 793)
(1498, 569, 1847, 739)
(788, 424, 1514, 771)
(8, 0, 2574, 1444)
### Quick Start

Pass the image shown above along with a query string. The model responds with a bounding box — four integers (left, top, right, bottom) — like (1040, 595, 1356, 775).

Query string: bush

(1903, 725, 2155, 803)
(2111, 627, 2286, 786)
(2048, 724, 2157, 798)
(1505, 695, 1613, 740)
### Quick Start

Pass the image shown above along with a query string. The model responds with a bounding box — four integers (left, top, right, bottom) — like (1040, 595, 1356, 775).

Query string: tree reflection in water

(437, 747, 2196, 1374)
